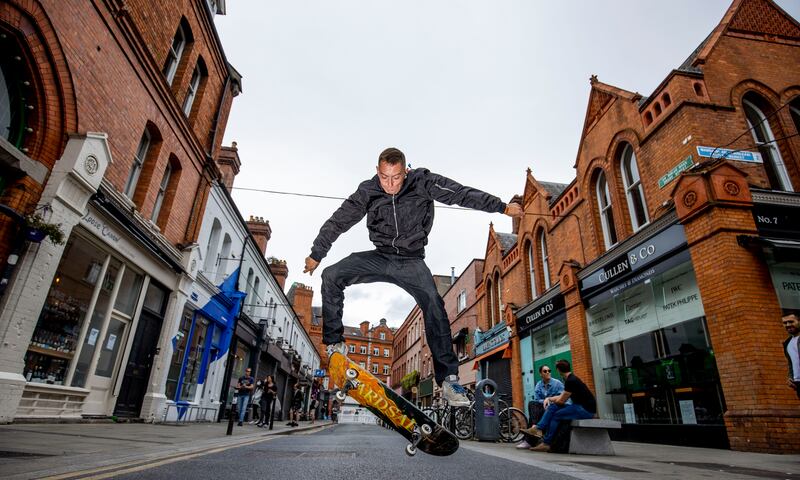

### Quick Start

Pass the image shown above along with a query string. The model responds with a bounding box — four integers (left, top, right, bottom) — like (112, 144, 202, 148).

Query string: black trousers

(321, 250, 458, 384)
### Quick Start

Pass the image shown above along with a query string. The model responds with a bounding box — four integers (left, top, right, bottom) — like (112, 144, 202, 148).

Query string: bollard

(474, 379, 500, 441)
(227, 396, 238, 436)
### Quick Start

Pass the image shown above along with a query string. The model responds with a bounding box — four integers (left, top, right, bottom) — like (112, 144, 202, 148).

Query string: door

(114, 310, 163, 416)
(519, 335, 534, 406)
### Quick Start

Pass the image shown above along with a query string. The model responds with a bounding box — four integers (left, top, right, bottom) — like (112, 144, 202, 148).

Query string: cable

(708, 99, 795, 161)
(230, 186, 473, 210)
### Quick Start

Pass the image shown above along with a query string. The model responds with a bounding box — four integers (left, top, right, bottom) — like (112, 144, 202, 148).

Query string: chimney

(379, 318, 387, 327)
(451, 267, 455, 285)
(360, 320, 370, 336)
(246, 215, 272, 255)
(288, 282, 314, 330)
(217, 142, 241, 190)
(268, 257, 288, 291)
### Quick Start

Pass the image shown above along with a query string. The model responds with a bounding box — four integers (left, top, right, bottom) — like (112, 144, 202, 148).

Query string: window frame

(742, 98, 794, 192)
(596, 171, 618, 250)
(619, 144, 650, 231)
(124, 130, 151, 198)
(150, 162, 172, 222)
(182, 65, 201, 116)
(163, 24, 186, 86)
(539, 230, 551, 290)
(526, 242, 538, 300)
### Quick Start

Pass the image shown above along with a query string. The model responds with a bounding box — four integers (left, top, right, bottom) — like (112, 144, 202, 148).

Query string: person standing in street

(304, 147, 522, 407)
(286, 383, 303, 427)
(235, 367, 255, 426)
(257, 375, 278, 427)
(524, 359, 596, 452)
(783, 312, 800, 400)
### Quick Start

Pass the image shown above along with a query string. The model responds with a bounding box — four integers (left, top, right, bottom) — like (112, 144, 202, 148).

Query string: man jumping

(304, 147, 522, 407)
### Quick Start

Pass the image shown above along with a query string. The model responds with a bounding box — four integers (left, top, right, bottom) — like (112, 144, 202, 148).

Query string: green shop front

(514, 289, 570, 409)
(578, 220, 728, 448)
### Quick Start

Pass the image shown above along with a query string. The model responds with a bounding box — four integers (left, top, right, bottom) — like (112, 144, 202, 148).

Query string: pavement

(0, 420, 798, 480)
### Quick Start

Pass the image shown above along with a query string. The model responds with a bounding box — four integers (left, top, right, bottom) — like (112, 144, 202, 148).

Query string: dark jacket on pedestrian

(309, 168, 507, 261)
(785, 334, 798, 380)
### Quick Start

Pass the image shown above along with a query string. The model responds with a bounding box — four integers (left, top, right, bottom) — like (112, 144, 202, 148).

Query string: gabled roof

(496, 232, 518, 255)
(523, 169, 569, 207)
(540, 181, 569, 203)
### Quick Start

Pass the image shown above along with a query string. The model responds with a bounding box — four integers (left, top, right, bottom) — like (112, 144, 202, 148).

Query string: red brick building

(344, 320, 395, 385)
(475, 0, 800, 453)
(0, 0, 240, 421)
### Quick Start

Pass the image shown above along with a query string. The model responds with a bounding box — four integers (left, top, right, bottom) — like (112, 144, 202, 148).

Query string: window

(790, 98, 800, 134)
(596, 171, 618, 249)
(539, 230, 551, 290)
(182, 66, 201, 116)
(349, 344, 355, 353)
(150, 162, 172, 222)
(384, 348, 389, 357)
(215, 234, 231, 284)
(372, 364, 378, 374)
(373, 347, 379, 356)
(457, 289, 467, 313)
(360, 346, 367, 354)
(163, 23, 187, 85)
(526, 242, 538, 300)
(620, 144, 649, 231)
(743, 96, 793, 191)
(244, 268, 254, 313)
(0, 26, 34, 149)
(359, 362, 365, 369)
(203, 218, 221, 273)
(124, 130, 150, 198)
(250, 277, 260, 314)
(380, 332, 386, 340)
(383, 365, 389, 375)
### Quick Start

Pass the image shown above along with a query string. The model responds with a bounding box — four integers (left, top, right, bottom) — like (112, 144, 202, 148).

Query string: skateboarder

(304, 147, 522, 407)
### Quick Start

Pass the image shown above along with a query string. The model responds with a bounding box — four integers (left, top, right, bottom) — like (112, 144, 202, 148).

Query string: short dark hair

(555, 359, 571, 374)
(539, 365, 551, 373)
(378, 147, 406, 169)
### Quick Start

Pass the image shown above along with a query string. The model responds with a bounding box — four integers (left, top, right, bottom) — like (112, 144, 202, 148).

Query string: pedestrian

(309, 378, 320, 424)
(783, 312, 800, 400)
(331, 400, 340, 423)
(249, 378, 263, 424)
(516, 364, 565, 449)
(304, 147, 522, 407)
(236, 367, 255, 426)
(286, 383, 303, 427)
(257, 375, 278, 427)
(523, 359, 596, 452)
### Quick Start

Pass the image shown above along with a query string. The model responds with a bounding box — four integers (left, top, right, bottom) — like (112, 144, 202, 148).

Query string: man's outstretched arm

(304, 185, 369, 275)
(425, 170, 522, 219)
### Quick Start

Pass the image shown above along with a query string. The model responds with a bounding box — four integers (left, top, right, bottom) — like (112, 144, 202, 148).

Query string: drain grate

(569, 461, 648, 473)
(0, 450, 53, 459)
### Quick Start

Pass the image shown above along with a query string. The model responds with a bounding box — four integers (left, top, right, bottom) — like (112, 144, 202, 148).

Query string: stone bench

(568, 419, 622, 455)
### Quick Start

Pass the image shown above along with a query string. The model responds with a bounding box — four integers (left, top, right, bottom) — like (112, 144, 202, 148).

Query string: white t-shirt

(788, 336, 800, 381)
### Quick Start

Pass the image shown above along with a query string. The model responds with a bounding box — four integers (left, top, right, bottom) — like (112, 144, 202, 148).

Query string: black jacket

(785, 335, 798, 380)
(310, 168, 507, 261)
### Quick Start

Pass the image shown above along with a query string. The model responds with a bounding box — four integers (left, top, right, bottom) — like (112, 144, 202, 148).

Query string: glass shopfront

(585, 252, 725, 427)
(531, 316, 571, 385)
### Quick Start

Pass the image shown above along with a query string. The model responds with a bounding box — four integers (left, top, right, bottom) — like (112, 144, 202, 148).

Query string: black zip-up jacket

(309, 168, 507, 261)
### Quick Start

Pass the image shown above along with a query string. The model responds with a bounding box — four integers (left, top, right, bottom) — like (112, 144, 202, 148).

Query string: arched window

(596, 171, 617, 250)
(743, 96, 793, 192)
(486, 278, 495, 327)
(125, 129, 150, 198)
(250, 277, 260, 314)
(150, 162, 171, 222)
(153, 155, 182, 230)
(539, 230, 551, 290)
(789, 97, 800, 139)
(215, 233, 232, 284)
(526, 241, 538, 300)
(182, 58, 207, 117)
(163, 20, 190, 86)
(493, 272, 503, 326)
(125, 123, 162, 205)
(619, 143, 649, 231)
(203, 218, 221, 273)
(244, 268, 254, 311)
(0, 26, 35, 149)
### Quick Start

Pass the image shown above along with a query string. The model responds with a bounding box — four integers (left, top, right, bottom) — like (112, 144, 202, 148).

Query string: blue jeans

(237, 395, 251, 423)
(321, 250, 458, 384)
(536, 403, 594, 445)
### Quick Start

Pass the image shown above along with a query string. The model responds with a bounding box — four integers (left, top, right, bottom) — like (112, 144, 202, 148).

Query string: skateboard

(328, 352, 459, 456)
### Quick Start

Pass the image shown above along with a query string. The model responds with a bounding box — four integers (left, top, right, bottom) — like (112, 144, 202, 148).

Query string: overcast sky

(216, 1, 800, 330)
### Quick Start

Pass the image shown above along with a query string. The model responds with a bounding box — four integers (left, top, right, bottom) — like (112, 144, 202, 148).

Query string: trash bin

(474, 379, 500, 441)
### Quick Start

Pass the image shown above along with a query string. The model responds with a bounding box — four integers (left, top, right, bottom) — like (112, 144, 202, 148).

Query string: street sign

(696, 146, 762, 163)
(314, 369, 325, 377)
(658, 155, 694, 188)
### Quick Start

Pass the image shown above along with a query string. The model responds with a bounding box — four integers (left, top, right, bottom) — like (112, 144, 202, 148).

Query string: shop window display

(23, 237, 109, 385)
(165, 307, 193, 400)
(587, 261, 724, 426)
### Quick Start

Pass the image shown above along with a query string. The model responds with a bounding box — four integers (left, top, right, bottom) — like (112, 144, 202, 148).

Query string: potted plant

(24, 213, 65, 245)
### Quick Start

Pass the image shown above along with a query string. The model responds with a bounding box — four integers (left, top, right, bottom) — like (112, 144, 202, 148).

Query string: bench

(568, 419, 622, 455)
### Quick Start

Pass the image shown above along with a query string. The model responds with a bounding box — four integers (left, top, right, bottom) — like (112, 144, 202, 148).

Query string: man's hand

(304, 256, 320, 275)
(504, 202, 523, 218)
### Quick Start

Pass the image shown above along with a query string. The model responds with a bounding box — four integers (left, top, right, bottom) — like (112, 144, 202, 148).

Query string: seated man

(516, 364, 565, 449)
(523, 359, 596, 452)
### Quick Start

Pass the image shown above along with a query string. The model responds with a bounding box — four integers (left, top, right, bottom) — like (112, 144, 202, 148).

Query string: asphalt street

(111, 423, 576, 480)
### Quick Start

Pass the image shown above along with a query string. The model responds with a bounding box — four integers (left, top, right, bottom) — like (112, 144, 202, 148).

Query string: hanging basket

(24, 227, 47, 243)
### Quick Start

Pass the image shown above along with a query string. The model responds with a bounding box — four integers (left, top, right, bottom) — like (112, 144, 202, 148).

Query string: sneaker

(441, 375, 470, 407)
(515, 440, 531, 449)
(326, 342, 348, 357)
(521, 425, 544, 438)
(237, 421, 243, 427)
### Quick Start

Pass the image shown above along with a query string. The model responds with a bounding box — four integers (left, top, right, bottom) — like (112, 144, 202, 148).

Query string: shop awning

(738, 235, 800, 250)
(472, 343, 512, 370)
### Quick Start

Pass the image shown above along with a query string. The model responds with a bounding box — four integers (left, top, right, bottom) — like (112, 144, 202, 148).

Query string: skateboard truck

(405, 423, 433, 456)
(335, 368, 360, 401)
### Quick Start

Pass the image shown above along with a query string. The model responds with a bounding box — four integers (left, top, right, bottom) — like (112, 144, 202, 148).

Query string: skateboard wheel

(405, 444, 417, 456)
(345, 368, 358, 380)
(335, 390, 346, 401)
(420, 424, 433, 436)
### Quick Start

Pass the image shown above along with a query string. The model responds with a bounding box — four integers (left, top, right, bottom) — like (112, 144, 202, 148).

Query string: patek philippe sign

(580, 224, 686, 294)
(517, 294, 566, 336)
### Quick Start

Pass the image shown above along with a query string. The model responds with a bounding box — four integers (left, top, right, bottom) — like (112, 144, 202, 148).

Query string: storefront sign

(474, 323, 510, 356)
(696, 146, 763, 163)
(80, 210, 139, 262)
(679, 400, 697, 424)
(581, 224, 687, 295)
(752, 204, 800, 239)
(517, 294, 565, 336)
(768, 263, 800, 309)
(658, 155, 694, 188)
